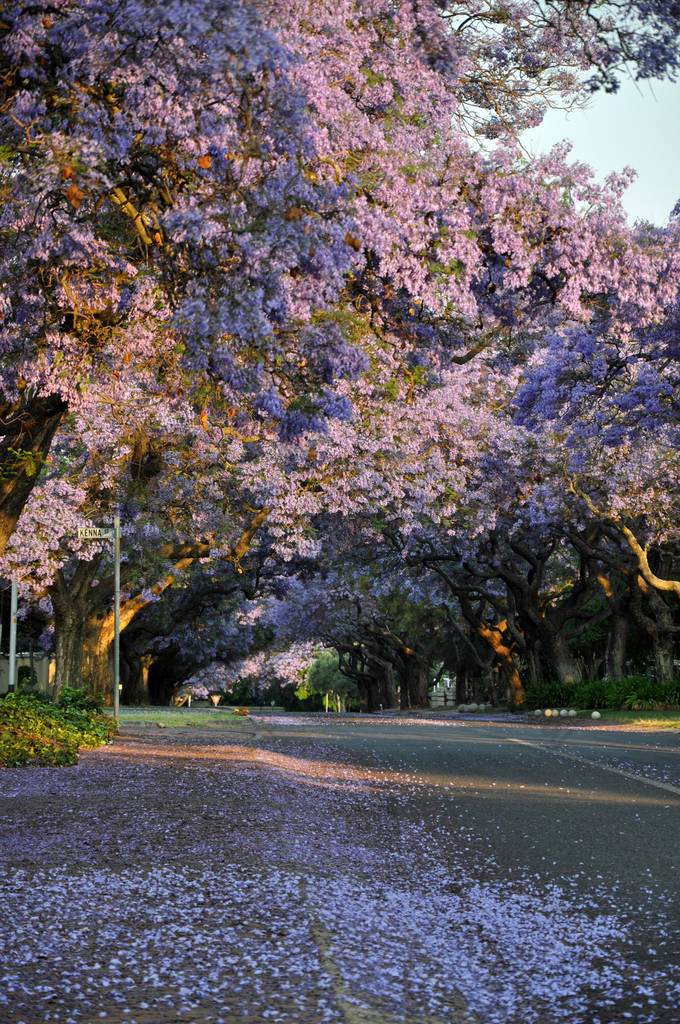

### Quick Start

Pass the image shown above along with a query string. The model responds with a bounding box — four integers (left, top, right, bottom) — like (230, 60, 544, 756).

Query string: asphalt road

(252, 713, 680, 1022)
(256, 715, 680, 886)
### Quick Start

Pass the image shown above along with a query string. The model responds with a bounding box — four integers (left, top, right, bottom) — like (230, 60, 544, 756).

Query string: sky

(522, 76, 680, 225)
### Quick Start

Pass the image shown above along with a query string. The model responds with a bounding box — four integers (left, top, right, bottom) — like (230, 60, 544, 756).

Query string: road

(256, 713, 680, 887)
(251, 712, 680, 1023)
(1, 712, 678, 1024)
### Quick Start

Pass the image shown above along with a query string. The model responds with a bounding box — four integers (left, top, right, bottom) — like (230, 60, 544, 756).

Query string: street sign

(77, 526, 115, 539)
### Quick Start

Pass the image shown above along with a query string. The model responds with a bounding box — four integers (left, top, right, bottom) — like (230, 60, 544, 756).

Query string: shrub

(619, 676, 680, 710)
(0, 692, 117, 767)
(522, 680, 572, 710)
(57, 685, 105, 712)
(523, 675, 680, 712)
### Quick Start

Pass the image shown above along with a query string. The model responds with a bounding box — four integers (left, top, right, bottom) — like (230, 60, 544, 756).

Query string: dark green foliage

(0, 692, 117, 767)
(307, 651, 357, 698)
(220, 680, 256, 706)
(294, 687, 325, 711)
(57, 685, 105, 712)
(302, 650, 359, 711)
(523, 676, 680, 711)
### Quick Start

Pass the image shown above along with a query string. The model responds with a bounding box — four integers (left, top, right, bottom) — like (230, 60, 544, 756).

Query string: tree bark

(402, 653, 429, 708)
(0, 392, 67, 556)
(630, 576, 678, 688)
(53, 604, 86, 697)
(478, 620, 524, 705)
(51, 557, 103, 697)
(540, 628, 582, 685)
(605, 613, 629, 680)
(653, 636, 675, 686)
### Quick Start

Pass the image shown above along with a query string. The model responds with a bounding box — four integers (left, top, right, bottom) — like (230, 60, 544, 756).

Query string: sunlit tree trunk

(478, 620, 524, 705)
(51, 557, 103, 698)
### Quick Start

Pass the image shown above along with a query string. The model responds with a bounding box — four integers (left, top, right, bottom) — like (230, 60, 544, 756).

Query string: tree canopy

(2, 0, 680, 708)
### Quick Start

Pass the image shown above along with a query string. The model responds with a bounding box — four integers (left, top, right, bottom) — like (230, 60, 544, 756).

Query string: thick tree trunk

(631, 578, 677, 688)
(404, 656, 429, 708)
(478, 621, 524, 705)
(53, 604, 86, 698)
(82, 613, 116, 704)
(378, 663, 399, 710)
(605, 613, 629, 680)
(542, 629, 582, 685)
(455, 663, 468, 704)
(653, 635, 675, 686)
(0, 393, 67, 556)
(486, 666, 501, 705)
(526, 648, 543, 688)
(50, 558, 104, 698)
(79, 552, 210, 702)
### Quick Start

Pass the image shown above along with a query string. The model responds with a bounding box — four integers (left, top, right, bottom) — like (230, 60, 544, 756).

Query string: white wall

(0, 655, 54, 696)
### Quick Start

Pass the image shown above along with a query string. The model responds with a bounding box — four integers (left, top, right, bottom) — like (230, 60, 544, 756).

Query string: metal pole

(8, 580, 17, 692)
(113, 514, 120, 721)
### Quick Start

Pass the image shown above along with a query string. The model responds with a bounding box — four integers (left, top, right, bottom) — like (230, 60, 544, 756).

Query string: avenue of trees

(2, 0, 680, 710)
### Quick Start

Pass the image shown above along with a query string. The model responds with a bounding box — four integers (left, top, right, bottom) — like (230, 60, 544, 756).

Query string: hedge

(523, 676, 680, 712)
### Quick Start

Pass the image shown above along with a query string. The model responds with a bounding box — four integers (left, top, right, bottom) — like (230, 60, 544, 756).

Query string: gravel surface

(1, 721, 677, 1024)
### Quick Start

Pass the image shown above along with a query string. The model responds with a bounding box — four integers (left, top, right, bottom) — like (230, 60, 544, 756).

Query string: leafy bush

(220, 679, 256, 706)
(522, 679, 572, 710)
(0, 692, 117, 767)
(618, 676, 680, 710)
(523, 675, 680, 711)
(57, 685, 105, 712)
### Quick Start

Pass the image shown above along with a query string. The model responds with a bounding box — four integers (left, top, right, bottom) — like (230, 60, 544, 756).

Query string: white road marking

(509, 738, 680, 797)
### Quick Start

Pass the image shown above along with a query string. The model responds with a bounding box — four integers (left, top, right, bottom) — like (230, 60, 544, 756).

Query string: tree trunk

(631, 578, 677, 688)
(399, 653, 429, 709)
(53, 603, 87, 697)
(486, 666, 501, 705)
(50, 558, 103, 698)
(455, 662, 468, 704)
(0, 393, 67, 557)
(543, 629, 582, 685)
(412, 658, 430, 708)
(79, 553, 209, 702)
(526, 648, 543, 688)
(82, 613, 116, 704)
(379, 662, 399, 710)
(478, 621, 524, 705)
(605, 613, 629, 680)
(653, 635, 675, 685)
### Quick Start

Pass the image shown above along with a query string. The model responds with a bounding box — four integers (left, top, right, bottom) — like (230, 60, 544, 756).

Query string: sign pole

(8, 580, 17, 692)
(113, 513, 120, 722)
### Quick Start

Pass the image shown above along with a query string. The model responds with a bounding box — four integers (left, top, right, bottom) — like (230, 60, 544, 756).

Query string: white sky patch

(522, 77, 680, 225)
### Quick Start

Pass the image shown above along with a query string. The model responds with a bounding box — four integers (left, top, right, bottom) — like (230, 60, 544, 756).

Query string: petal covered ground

(0, 721, 677, 1024)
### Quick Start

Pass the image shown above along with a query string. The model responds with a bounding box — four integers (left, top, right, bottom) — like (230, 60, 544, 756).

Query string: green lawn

(110, 707, 252, 727)
(585, 709, 680, 729)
